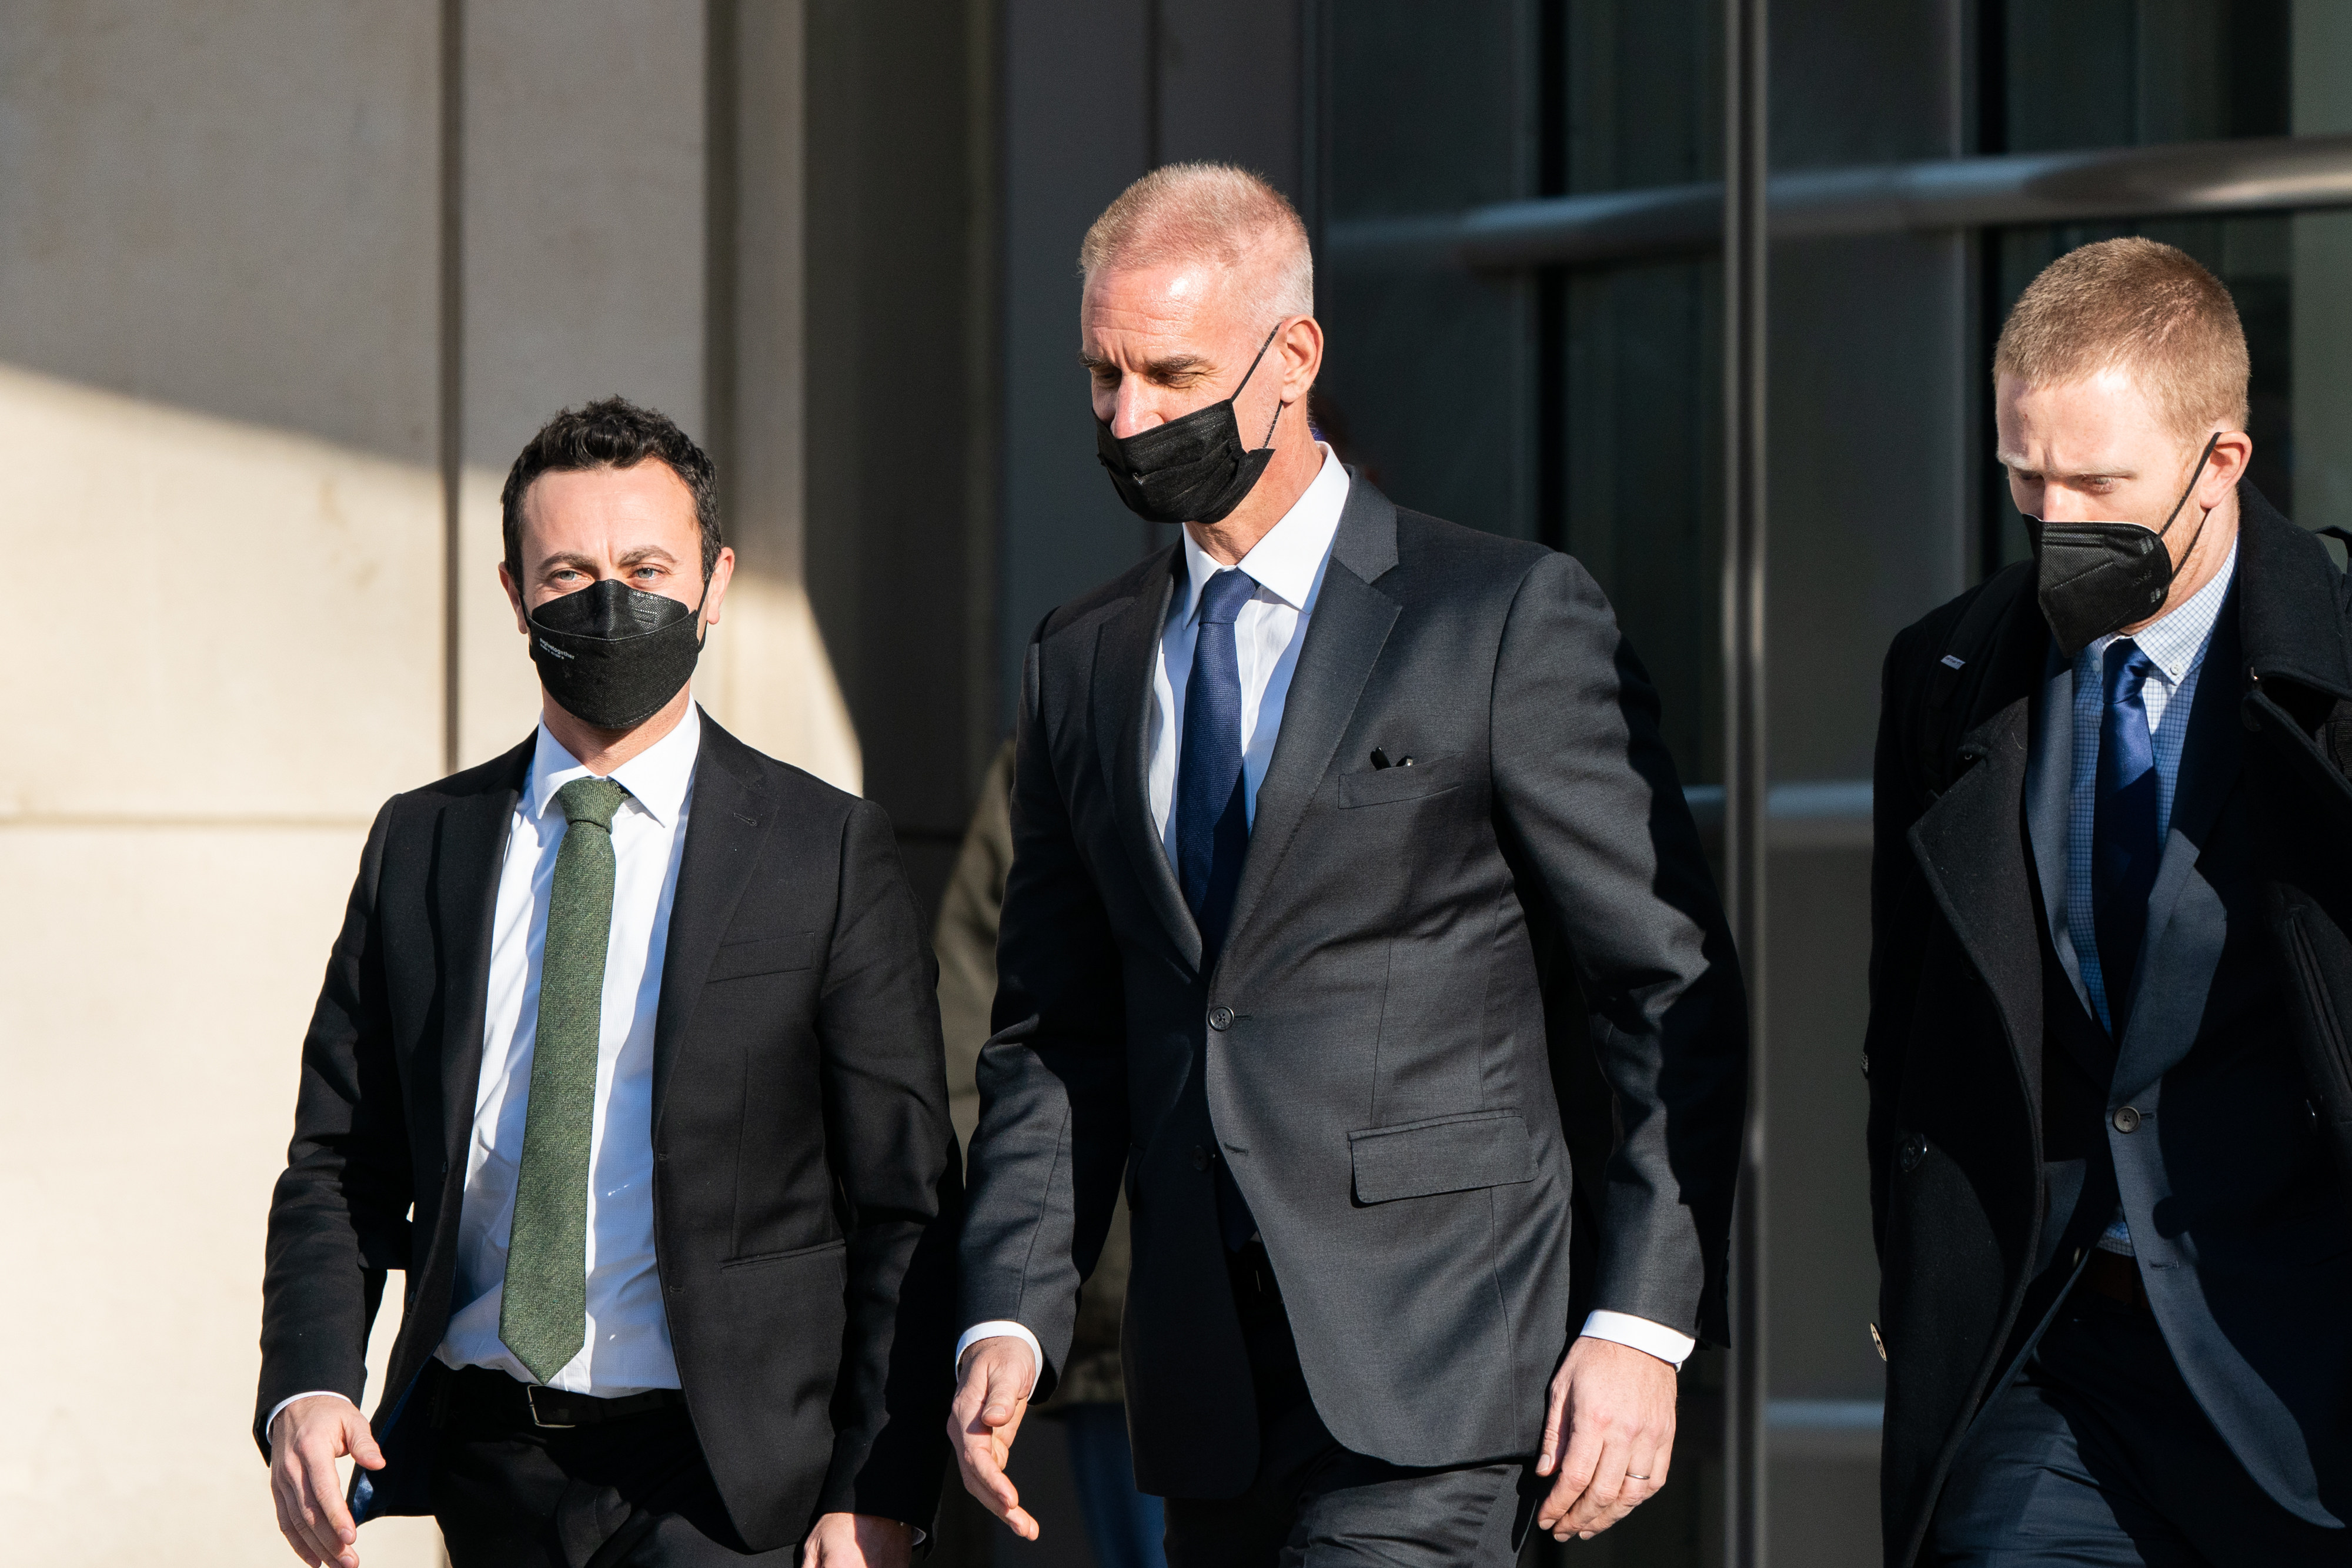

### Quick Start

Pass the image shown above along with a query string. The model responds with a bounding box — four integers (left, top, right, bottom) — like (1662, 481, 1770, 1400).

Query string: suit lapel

(1910, 585, 2052, 1112)
(1095, 552, 1201, 972)
(651, 715, 772, 1125)
(436, 738, 530, 1169)
(1219, 482, 1402, 968)
(2117, 595, 2244, 1093)
(2023, 648, 2119, 1085)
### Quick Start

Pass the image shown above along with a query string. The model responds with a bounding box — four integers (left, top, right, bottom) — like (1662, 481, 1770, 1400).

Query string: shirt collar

(1175, 444, 1351, 626)
(526, 701, 703, 830)
(2086, 538, 2239, 686)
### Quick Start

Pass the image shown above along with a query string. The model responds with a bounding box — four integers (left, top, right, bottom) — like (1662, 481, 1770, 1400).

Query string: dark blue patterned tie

(2093, 641, 2160, 1032)
(1175, 567, 1259, 1248)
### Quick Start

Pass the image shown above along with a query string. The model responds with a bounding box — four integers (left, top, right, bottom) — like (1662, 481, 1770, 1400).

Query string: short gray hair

(1078, 162, 1314, 318)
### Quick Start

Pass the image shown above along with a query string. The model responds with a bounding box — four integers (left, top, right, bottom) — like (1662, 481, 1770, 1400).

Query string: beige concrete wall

(0, 3, 847, 1562)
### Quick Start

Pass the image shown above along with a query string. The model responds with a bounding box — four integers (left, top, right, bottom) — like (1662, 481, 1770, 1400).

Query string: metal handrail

(1324, 133, 2352, 273)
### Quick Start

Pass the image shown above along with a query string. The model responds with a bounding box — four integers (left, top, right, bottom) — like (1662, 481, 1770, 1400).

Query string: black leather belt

(442, 1365, 687, 1430)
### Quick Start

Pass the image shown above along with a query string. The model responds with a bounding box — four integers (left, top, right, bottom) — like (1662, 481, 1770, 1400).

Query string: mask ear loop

(2156, 431, 2224, 541)
(1232, 322, 1287, 453)
(689, 559, 716, 650)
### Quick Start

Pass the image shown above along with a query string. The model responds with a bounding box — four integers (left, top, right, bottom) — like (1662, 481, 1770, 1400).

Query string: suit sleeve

(255, 798, 412, 1455)
(813, 799, 963, 1526)
(957, 632, 1131, 1401)
(1489, 552, 1748, 1345)
(1865, 625, 1931, 1263)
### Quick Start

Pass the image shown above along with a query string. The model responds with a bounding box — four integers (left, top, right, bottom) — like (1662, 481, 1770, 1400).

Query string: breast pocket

(1349, 1109, 1535, 1203)
(706, 930, 824, 983)
(1336, 752, 1468, 808)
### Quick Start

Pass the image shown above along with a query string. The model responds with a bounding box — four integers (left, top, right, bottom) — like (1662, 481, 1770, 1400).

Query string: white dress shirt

(960, 450, 1695, 1385)
(269, 706, 701, 1437)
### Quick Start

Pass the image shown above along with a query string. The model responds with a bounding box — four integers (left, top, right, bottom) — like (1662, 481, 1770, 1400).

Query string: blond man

(1868, 237, 2352, 1566)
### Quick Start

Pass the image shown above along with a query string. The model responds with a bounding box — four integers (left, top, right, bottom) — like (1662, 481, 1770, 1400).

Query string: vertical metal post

(439, 0, 465, 775)
(1723, 0, 1769, 1564)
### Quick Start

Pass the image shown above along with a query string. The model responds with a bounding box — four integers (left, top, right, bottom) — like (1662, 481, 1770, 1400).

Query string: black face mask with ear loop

(2028, 431, 2223, 657)
(1095, 323, 1286, 526)
(527, 574, 711, 731)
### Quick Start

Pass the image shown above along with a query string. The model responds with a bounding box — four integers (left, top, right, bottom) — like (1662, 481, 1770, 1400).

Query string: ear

(699, 547, 737, 628)
(499, 561, 530, 636)
(1278, 315, 1324, 405)
(2200, 430, 2253, 509)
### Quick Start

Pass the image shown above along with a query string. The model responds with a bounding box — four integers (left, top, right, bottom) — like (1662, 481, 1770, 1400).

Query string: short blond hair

(1993, 237, 2249, 440)
(1078, 162, 1314, 317)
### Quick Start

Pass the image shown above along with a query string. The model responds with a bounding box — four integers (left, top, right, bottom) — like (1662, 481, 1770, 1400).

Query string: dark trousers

(1161, 1245, 1535, 1568)
(1926, 1292, 2342, 1566)
(430, 1368, 791, 1568)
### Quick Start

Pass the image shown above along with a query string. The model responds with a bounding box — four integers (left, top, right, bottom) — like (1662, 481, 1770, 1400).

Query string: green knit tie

(501, 775, 630, 1383)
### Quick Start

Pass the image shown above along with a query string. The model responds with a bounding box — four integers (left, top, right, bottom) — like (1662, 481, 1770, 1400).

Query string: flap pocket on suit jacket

(706, 930, 824, 983)
(1337, 753, 1466, 808)
(1349, 1110, 1535, 1203)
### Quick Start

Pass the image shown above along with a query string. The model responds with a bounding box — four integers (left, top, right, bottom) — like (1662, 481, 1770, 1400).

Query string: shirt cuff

(265, 1390, 356, 1449)
(955, 1322, 1042, 1398)
(1580, 1310, 1696, 1370)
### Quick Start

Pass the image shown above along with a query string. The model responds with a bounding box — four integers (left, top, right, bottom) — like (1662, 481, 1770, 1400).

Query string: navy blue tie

(2093, 641, 2161, 1032)
(1175, 567, 1259, 1248)
(1177, 569, 1257, 967)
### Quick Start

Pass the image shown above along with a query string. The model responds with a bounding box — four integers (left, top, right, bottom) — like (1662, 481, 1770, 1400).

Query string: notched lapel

(1094, 557, 1202, 972)
(2119, 606, 2245, 1092)
(1220, 560, 1400, 968)
(435, 757, 526, 1169)
(1912, 704, 2044, 1101)
(651, 728, 772, 1123)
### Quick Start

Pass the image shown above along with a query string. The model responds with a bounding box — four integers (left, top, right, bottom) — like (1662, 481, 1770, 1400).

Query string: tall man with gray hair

(950, 162, 1748, 1564)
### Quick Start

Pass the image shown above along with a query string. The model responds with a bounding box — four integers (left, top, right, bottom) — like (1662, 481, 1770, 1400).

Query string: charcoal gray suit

(958, 472, 1747, 1557)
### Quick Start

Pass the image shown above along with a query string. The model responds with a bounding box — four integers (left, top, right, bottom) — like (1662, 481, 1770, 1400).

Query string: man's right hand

(269, 1395, 383, 1568)
(947, 1336, 1040, 1540)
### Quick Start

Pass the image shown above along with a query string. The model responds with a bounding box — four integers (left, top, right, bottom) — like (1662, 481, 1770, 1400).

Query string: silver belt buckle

(525, 1385, 576, 1429)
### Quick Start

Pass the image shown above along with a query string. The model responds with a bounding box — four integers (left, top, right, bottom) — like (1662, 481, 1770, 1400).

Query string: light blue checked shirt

(2055, 540, 2237, 1254)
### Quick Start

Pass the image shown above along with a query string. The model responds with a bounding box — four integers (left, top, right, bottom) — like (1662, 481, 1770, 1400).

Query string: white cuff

(1580, 1310, 1695, 1370)
(265, 1390, 356, 1449)
(955, 1321, 1042, 1398)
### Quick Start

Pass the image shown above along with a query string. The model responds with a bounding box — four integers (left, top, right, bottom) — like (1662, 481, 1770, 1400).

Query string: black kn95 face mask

(527, 576, 709, 731)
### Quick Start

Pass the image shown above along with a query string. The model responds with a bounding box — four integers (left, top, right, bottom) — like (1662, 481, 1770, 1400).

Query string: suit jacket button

(2112, 1105, 2143, 1134)
(1191, 1146, 1210, 1171)
(1898, 1132, 1926, 1172)
(1208, 1006, 1234, 1031)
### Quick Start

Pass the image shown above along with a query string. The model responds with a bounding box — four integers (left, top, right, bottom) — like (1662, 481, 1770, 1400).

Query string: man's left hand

(1534, 1334, 1678, 1541)
(802, 1512, 914, 1568)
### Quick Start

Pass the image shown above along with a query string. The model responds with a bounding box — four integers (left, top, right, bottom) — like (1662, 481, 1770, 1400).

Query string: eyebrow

(1079, 349, 1217, 383)
(536, 544, 679, 574)
(1996, 453, 2137, 481)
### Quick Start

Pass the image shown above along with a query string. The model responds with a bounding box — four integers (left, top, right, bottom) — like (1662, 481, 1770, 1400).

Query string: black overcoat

(1867, 489, 2352, 1565)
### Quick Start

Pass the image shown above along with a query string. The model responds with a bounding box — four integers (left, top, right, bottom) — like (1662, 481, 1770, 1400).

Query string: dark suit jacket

(1867, 488, 2352, 1566)
(959, 474, 1748, 1498)
(255, 712, 961, 1551)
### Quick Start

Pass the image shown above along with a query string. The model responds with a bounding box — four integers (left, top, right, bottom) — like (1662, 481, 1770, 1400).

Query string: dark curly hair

(500, 396, 721, 584)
